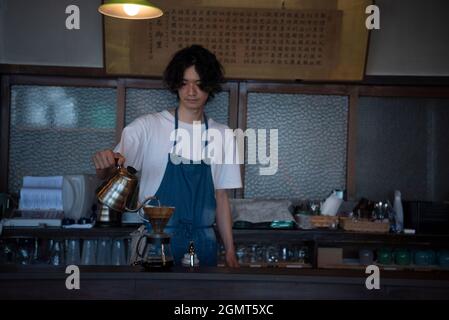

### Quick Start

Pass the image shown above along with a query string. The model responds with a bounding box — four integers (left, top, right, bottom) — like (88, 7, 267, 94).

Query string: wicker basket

(295, 214, 339, 229)
(340, 217, 390, 233)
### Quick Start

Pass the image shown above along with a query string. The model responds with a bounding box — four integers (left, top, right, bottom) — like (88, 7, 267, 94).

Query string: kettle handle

(136, 234, 145, 259)
(114, 157, 121, 170)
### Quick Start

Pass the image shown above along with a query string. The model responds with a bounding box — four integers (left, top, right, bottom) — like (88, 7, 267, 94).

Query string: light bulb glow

(123, 4, 140, 16)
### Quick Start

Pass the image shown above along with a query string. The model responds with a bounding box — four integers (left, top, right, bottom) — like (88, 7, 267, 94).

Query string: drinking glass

(0, 239, 15, 264)
(16, 238, 34, 265)
(235, 244, 247, 264)
(81, 239, 97, 265)
(96, 238, 112, 265)
(279, 245, 291, 262)
(249, 244, 258, 264)
(111, 239, 126, 266)
(65, 239, 81, 265)
(266, 245, 279, 264)
(50, 240, 65, 266)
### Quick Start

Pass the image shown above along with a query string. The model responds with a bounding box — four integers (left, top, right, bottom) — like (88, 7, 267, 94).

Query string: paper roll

(320, 193, 343, 216)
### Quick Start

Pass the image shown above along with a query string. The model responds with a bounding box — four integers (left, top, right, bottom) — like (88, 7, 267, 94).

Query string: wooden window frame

(1, 73, 449, 200)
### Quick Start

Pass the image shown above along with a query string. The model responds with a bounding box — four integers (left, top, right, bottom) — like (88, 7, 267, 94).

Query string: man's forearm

(215, 190, 236, 254)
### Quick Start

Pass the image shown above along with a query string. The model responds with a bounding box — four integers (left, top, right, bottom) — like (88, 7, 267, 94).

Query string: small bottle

(385, 201, 396, 233)
(189, 241, 195, 267)
(182, 241, 199, 267)
(393, 190, 404, 233)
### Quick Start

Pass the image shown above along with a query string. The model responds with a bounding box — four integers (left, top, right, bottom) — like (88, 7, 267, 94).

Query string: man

(92, 45, 241, 267)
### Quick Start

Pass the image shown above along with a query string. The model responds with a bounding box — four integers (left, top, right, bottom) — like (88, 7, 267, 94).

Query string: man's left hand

(225, 251, 240, 268)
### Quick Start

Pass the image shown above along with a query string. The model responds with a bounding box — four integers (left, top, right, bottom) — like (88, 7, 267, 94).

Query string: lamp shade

(99, 0, 163, 20)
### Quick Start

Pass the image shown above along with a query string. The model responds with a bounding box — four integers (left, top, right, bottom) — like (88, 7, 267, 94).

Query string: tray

(340, 217, 389, 233)
(295, 214, 339, 229)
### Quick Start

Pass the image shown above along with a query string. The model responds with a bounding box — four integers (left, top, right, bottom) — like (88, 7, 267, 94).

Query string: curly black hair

(163, 44, 224, 100)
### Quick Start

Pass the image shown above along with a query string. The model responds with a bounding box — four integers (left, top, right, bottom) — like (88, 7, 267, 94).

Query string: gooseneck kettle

(96, 164, 158, 225)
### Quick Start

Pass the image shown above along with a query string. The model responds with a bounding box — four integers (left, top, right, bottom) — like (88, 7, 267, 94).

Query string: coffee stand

(1, 0, 449, 302)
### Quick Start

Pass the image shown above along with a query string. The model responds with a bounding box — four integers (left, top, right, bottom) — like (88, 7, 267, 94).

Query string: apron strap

(173, 108, 209, 147)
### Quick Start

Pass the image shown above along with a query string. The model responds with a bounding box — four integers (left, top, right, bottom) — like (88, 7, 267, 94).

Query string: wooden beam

(246, 82, 350, 95)
(235, 82, 248, 199)
(123, 79, 165, 89)
(9, 75, 117, 88)
(0, 76, 11, 192)
(116, 79, 126, 144)
(346, 86, 359, 201)
(359, 86, 449, 98)
(226, 82, 239, 130)
(0, 64, 106, 78)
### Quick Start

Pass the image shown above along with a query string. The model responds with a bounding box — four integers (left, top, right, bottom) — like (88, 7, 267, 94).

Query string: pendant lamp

(99, 0, 163, 20)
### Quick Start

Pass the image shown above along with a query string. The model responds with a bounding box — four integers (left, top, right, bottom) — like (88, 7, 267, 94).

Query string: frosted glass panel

(8, 85, 116, 193)
(245, 93, 348, 199)
(125, 88, 229, 126)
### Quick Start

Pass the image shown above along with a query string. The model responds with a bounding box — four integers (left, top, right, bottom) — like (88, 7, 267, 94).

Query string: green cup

(377, 248, 393, 265)
(394, 249, 411, 266)
(414, 250, 436, 266)
(437, 250, 449, 267)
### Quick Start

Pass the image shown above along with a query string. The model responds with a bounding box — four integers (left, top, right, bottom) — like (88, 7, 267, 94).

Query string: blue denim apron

(147, 108, 217, 266)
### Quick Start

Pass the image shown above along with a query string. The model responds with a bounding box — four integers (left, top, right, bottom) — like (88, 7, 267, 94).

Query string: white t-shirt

(114, 110, 242, 202)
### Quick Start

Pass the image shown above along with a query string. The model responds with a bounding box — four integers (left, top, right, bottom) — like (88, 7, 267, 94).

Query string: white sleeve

(113, 118, 147, 171)
(212, 129, 243, 190)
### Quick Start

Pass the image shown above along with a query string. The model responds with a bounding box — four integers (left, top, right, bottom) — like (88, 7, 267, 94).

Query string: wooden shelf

(218, 262, 312, 269)
(2, 226, 449, 244)
(232, 228, 449, 247)
(2, 227, 448, 271)
(1, 225, 139, 239)
(321, 262, 449, 272)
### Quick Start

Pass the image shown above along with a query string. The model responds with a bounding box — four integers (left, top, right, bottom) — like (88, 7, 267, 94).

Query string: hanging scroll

(105, 1, 370, 80)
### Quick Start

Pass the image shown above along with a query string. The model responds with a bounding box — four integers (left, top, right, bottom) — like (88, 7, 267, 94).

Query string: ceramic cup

(394, 249, 411, 266)
(437, 250, 449, 267)
(377, 248, 393, 265)
(359, 249, 374, 265)
(414, 249, 436, 266)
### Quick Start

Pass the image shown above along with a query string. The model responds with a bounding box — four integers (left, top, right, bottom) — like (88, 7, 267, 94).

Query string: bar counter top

(1, 265, 449, 300)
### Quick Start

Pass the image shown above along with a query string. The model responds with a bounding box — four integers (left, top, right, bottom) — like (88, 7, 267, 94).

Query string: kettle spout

(126, 196, 161, 217)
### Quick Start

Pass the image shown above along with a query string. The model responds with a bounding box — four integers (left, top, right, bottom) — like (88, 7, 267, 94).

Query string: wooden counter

(1, 265, 449, 300)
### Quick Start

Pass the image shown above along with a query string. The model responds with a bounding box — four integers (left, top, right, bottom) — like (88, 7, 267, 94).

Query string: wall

(366, 0, 449, 76)
(0, 0, 103, 67)
(1, 0, 449, 77)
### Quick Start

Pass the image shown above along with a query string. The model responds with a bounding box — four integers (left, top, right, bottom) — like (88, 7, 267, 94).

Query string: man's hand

(225, 250, 240, 268)
(92, 150, 125, 179)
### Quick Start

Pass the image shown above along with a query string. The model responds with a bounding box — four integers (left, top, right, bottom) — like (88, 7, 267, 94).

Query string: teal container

(438, 250, 449, 267)
(414, 250, 436, 266)
(377, 248, 393, 265)
(394, 249, 411, 266)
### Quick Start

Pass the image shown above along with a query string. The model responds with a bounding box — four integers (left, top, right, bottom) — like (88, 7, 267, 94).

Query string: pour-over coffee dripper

(143, 205, 174, 234)
(136, 198, 175, 269)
